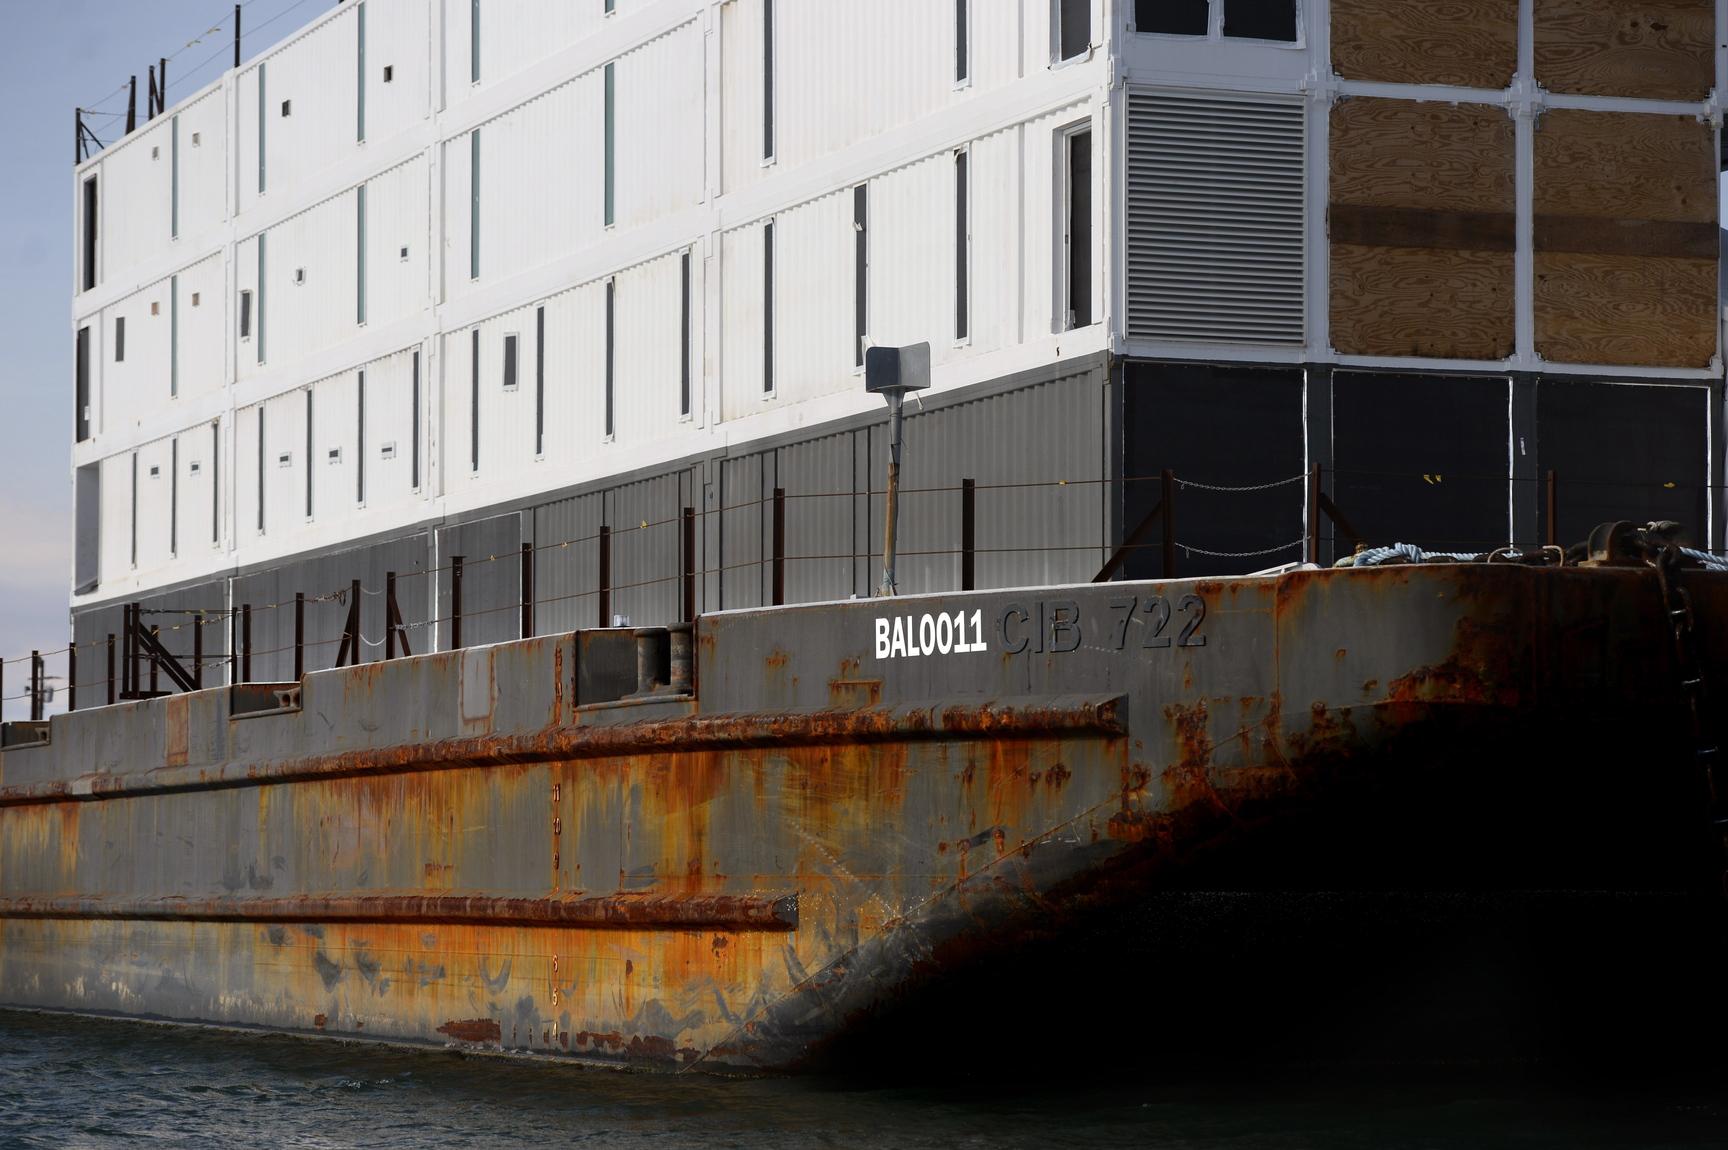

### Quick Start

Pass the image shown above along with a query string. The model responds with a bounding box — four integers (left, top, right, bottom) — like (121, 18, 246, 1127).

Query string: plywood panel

(1534, 253, 1716, 367)
(1534, 111, 1715, 225)
(1331, 0, 1518, 89)
(1534, 0, 1713, 101)
(1331, 246, 1515, 360)
(1329, 99, 1515, 359)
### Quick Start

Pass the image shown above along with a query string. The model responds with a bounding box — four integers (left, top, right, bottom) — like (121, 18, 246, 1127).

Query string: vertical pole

(146, 65, 157, 121)
(961, 477, 976, 591)
(107, 634, 116, 706)
(1546, 469, 1559, 548)
(234, 4, 242, 69)
(148, 628, 159, 695)
(30, 651, 42, 722)
(126, 77, 137, 134)
(241, 604, 252, 683)
(229, 608, 238, 686)
(193, 612, 204, 689)
(682, 507, 696, 623)
(1307, 462, 1321, 566)
(521, 543, 534, 639)
(772, 487, 786, 606)
(451, 556, 465, 649)
(881, 393, 904, 596)
(386, 572, 399, 659)
(157, 58, 167, 116)
(75, 108, 83, 165)
(69, 639, 78, 713)
(294, 592, 305, 680)
(1161, 469, 1177, 580)
(598, 528, 612, 627)
(348, 579, 362, 666)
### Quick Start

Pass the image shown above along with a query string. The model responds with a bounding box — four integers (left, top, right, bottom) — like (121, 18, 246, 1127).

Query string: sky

(0, 0, 334, 719)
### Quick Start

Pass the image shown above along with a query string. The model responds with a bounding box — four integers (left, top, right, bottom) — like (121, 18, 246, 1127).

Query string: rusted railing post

(1307, 462, 1321, 566)
(681, 506, 696, 623)
(30, 651, 43, 721)
(520, 542, 534, 639)
(386, 572, 399, 659)
(193, 612, 204, 689)
(1161, 469, 1177, 579)
(107, 633, 116, 705)
(228, 609, 238, 686)
(294, 592, 305, 680)
(451, 556, 465, 649)
(961, 477, 976, 591)
(597, 529, 611, 627)
(241, 604, 252, 683)
(68, 639, 77, 713)
(346, 579, 362, 666)
(1546, 469, 1558, 548)
(148, 627, 160, 695)
(772, 487, 786, 606)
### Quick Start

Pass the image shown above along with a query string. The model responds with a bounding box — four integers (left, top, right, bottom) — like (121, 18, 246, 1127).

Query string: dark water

(4, 1010, 1728, 1148)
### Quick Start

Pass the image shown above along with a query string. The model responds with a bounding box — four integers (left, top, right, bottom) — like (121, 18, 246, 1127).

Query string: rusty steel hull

(1, 565, 1723, 1073)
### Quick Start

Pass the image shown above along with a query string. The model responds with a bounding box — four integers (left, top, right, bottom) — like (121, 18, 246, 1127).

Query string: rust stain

(438, 1018, 501, 1044)
(313, 1013, 326, 1029)
(164, 695, 189, 769)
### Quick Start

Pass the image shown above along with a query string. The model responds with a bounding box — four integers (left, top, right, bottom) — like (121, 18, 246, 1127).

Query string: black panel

(1137, 0, 1209, 35)
(1059, 0, 1090, 58)
(1068, 129, 1092, 328)
(1123, 363, 1305, 578)
(1224, 0, 1297, 41)
(1536, 380, 1709, 548)
(1332, 374, 1509, 554)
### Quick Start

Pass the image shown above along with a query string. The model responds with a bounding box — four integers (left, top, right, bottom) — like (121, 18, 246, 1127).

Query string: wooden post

(681, 507, 697, 623)
(451, 556, 465, 649)
(1161, 469, 1177, 579)
(520, 542, 534, 639)
(597, 528, 612, 627)
(961, 477, 976, 591)
(1307, 462, 1322, 566)
(1546, 469, 1558, 548)
(294, 592, 305, 680)
(772, 488, 786, 606)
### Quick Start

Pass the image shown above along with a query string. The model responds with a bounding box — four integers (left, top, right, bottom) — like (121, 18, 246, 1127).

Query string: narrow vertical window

(470, 329, 480, 472)
(130, 453, 138, 567)
(605, 0, 616, 12)
(955, 149, 969, 341)
(1065, 126, 1093, 328)
(471, 0, 481, 84)
(81, 176, 98, 291)
(763, 0, 775, 161)
(411, 350, 422, 490)
(535, 306, 546, 455)
(257, 233, 267, 363)
(305, 390, 314, 519)
(258, 61, 268, 193)
(679, 252, 692, 418)
(239, 290, 253, 339)
(470, 129, 481, 280)
(763, 221, 775, 393)
(1057, 0, 1090, 60)
(115, 316, 126, 363)
(75, 326, 91, 442)
(170, 437, 179, 557)
(211, 420, 220, 544)
(357, 370, 366, 504)
(356, 183, 367, 325)
(503, 333, 519, 389)
(256, 407, 265, 533)
(356, 0, 367, 143)
(854, 184, 868, 367)
(604, 279, 616, 438)
(171, 114, 180, 239)
(603, 62, 616, 227)
(956, 0, 969, 84)
(170, 275, 179, 396)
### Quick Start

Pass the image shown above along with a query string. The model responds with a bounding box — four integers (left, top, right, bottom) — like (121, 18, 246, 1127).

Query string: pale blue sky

(0, 0, 333, 715)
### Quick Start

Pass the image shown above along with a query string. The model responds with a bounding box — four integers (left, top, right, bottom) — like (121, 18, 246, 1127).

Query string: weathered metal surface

(3, 564, 1723, 1072)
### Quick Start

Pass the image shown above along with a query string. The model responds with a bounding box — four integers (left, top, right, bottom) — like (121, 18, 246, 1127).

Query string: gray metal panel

(776, 431, 856, 604)
(533, 491, 604, 633)
(608, 471, 682, 627)
(73, 578, 231, 701)
(720, 453, 766, 610)
(437, 514, 522, 650)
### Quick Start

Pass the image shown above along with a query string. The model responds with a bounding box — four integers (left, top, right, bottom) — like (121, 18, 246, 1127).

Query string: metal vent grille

(1126, 90, 1306, 345)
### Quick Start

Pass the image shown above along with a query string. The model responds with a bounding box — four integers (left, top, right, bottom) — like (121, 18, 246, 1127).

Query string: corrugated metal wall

(97, 120, 173, 283)
(365, 0, 431, 144)
(436, 513, 523, 649)
(98, 252, 225, 434)
(364, 157, 431, 331)
(239, 189, 361, 384)
(449, 0, 605, 102)
(238, 4, 360, 215)
(759, 190, 852, 412)
(176, 91, 227, 241)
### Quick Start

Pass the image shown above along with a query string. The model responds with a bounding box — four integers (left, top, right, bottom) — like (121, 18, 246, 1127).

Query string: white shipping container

(174, 91, 227, 242)
(363, 0, 431, 146)
(611, 250, 684, 444)
(761, 190, 851, 412)
(447, 0, 605, 104)
(239, 4, 360, 214)
(96, 119, 173, 284)
(363, 156, 432, 330)
(612, 22, 705, 231)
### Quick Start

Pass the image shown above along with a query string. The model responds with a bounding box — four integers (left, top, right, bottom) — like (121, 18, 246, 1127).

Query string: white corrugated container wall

(719, 0, 767, 195)
(364, 0, 431, 144)
(250, 189, 362, 381)
(255, 6, 360, 208)
(236, 63, 263, 210)
(452, 70, 604, 302)
(763, 191, 851, 412)
(719, 219, 766, 418)
(100, 278, 172, 433)
(175, 420, 219, 556)
(469, 301, 543, 487)
(134, 436, 175, 574)
(175, 253, 227, 405)
(359, 347, 421, 514)
(1021, 101, 1089, 339)
(450, 0, 603, 104)
(234, 235, 259, 375)
(98, 452, 133, 586)
(98, 120, 173, 285)
(967, 125, 1018, 356)
(174, 91, 227, 242)
(364, 156, 431, 329)
(311, 368, 358, 523)
(612, 251, 683, 444)
(614, 22, 705, 231)
(869, 154, 949, 361)
(236, 401, 261, 538)
(262, 389, 311, 537)
(540, 278, 608, 469)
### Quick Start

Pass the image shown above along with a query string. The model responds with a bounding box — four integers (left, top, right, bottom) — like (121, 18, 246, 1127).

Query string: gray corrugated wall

(777, 431, 856, 604)
(532, 490, 604, 632)
(436, 514, 522, 650)
(72, 579, 230, 701)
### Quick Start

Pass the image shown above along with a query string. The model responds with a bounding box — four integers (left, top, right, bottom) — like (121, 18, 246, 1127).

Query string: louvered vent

(1126, 90, 1306, 344)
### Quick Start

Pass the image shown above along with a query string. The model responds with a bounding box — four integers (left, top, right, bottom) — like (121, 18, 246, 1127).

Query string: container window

(763, 0, 775, 160)
(603, 63, 616, 227)
(1224, 0, 1297, 41)
(955, 149, 969, 341)
(503, 333, 519, 390)
(763, 221, 775, 393)
(281, 99, 292, 117)
(356, 369, 365, 504)
(854, 184, 868, 367)
(1064, 125, 1093, 329)
(605, 280, 616, 438)
(115, 316, 126, 362)
(470, 330, 480, 472)
(239, 290, 253, 339)
(1137, 0, 1209, 34)
(679, 252, 692, 417)
(955, 0, 969, 83)
(535, 306, 546, 454)
(1056, 0, 1089, 60)
(81, 176, 98, 291)
(75, 327, 91, 442)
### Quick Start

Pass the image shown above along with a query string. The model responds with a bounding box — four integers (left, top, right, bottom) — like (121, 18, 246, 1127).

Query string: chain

(1177, 539, 1305, 560)
(1175, 474, 1305, 494)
